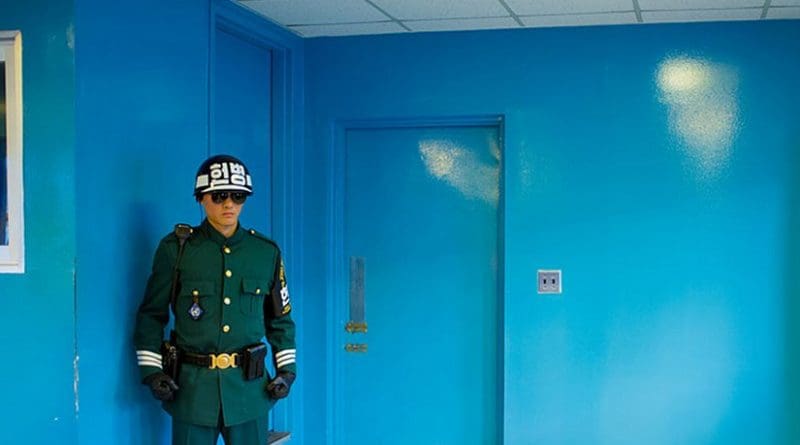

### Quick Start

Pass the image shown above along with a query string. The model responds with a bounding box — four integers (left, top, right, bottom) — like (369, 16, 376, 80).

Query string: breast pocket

(240, 278, 271, 316)
(176, 280, 216, 332)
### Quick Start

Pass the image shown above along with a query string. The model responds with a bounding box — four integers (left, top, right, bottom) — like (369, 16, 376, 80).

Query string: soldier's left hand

(266, 371, 296, 400)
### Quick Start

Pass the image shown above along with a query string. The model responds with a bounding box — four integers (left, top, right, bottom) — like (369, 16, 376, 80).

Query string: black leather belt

(183, 351, 241, 370)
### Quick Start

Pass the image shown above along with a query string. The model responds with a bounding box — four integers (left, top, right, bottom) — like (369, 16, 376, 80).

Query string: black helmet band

(194, 156, 253, 196)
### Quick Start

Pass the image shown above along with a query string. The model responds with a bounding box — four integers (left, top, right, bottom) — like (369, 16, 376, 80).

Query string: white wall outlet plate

(537, 269, 562, 294)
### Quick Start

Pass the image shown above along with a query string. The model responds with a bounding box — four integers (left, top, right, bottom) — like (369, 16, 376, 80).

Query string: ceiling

(237, 0, 800, 38)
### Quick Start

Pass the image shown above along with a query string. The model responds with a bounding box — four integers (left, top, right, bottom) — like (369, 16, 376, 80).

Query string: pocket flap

(242, 278, 270, 296)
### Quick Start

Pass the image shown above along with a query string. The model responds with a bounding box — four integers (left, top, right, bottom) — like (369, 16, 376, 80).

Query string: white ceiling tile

(241, 0, 387, 25)
(237, 0, 793, 37)
(638, 0, 763, 10)
(642, 8, 762, 22)
(767, 6, 800, 18)
(505, 0, 633, 15)
(370, 0, 509, 20)
(407, 17, 521, 32)
(520, 12, 638, 27)
(291, 21, 407, 37)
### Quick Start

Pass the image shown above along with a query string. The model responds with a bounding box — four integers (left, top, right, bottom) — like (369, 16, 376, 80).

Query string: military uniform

(134, 218, 296, 428)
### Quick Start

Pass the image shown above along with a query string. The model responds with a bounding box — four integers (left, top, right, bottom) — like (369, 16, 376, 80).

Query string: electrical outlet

(537, 269, 562, 294)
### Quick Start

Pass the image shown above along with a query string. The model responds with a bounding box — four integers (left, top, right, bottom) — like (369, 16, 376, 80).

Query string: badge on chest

(189, 289, 205, 320)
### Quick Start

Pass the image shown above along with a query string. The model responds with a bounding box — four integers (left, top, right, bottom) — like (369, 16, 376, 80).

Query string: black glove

(143, 371, 179, 401)
(266, 372, 296, 400)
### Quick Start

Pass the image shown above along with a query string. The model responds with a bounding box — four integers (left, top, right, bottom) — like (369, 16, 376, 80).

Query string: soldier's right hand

(143, 371, 179, 401)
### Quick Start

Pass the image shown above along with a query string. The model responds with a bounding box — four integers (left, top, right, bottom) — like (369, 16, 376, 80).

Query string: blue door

(339, 123, 502, 444)
(213, 28, 272, 233)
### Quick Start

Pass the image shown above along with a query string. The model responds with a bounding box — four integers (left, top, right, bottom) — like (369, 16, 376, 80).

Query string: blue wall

(0, 0, 77, 442)
(304, 20, 800, 444)
(4, 1, 799, 443)
(74, 1, 208, 443)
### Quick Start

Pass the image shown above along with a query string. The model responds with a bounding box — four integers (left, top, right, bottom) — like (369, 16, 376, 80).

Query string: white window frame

(0, 31, 24, 273)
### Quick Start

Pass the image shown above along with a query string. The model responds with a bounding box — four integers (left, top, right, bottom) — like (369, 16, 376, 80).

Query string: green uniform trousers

(172, 411, 268, 445)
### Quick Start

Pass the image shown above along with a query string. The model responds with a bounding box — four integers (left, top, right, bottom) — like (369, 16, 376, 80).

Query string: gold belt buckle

(209, 353, 238, 370)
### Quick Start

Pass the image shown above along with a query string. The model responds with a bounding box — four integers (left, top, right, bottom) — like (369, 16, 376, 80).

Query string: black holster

(161, 332, 181, 383)
(241, 343, 267, 381)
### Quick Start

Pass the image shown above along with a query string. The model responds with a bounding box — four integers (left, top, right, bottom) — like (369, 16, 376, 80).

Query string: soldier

(134, 154, 296, 444)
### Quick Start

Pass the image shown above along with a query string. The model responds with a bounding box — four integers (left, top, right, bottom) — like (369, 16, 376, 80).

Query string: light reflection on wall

(656, 57, 740, 176)
(418, 138, 500, 206)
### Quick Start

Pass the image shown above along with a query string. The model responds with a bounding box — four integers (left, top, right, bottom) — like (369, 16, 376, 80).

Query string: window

(0, 31, 23, 273)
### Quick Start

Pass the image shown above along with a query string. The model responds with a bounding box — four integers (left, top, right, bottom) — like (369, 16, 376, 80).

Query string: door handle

(345, 321, 368, 333)
(345, 343, 368, 353)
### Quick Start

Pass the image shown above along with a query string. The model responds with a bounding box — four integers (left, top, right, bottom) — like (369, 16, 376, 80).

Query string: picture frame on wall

(0, 30, 23, 273)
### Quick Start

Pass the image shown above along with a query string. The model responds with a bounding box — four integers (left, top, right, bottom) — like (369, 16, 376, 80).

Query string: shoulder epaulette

(247, 228, 280, 250)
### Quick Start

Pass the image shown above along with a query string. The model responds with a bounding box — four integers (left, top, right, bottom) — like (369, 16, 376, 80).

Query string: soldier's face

(201, 192, 243, 232)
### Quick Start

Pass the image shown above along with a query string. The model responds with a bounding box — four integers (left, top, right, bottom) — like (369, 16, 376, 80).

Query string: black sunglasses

(209, 191, 248, 204)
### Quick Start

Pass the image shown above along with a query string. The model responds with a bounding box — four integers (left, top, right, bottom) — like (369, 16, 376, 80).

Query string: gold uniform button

(222, 325, 230, 333)
(250, 229, 255, 235)
(223, 246, 231, 254)
(225, 270, 232, 278)
(255, 288, 261, 295)
(192, 290, 199, 296)
(223, 297, 231, 305)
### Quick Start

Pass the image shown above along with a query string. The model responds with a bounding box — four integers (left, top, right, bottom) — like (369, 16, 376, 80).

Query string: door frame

(328, 115, 507, 445)
(210, 0, 302, 433)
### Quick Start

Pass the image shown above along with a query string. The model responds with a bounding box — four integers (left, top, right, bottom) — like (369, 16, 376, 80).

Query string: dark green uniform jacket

(133, 219, 297, 427)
